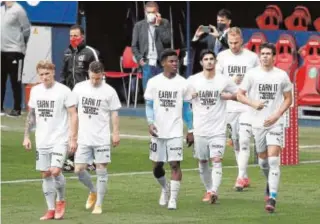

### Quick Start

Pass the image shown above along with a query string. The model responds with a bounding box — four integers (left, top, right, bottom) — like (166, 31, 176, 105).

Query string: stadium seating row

(256, 5, 320, 31)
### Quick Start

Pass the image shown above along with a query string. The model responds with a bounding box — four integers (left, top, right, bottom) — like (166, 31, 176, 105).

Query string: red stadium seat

(244, 32, 267, 54)
(296, 37, 320, 106)
(285, 6, 312, 31)
(256, 5, 283, 30)
(275, 34, 298, 81)
(314, 17, 320, 32)
(298, 35, 320, 59)
(120, 46, 142, 108)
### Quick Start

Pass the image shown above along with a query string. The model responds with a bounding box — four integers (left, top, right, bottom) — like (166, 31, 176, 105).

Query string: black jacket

(60, 41, 100, 89)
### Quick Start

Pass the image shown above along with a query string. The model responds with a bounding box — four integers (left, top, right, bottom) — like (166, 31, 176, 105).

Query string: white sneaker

(159, 189, 169, 206)
(167, 199, 177, 210)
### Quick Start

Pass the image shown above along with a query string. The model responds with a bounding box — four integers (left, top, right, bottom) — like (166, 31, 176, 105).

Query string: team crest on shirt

(78, 55, 85, 61)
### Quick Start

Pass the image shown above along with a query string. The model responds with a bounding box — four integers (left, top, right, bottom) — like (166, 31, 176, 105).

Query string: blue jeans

(142, 64, 163, 91)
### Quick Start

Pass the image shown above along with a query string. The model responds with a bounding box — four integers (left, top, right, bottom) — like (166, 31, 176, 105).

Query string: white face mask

(146, 13, 156, 23)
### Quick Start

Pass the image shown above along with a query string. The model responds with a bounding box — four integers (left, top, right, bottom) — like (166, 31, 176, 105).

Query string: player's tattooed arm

(24, 108, 36, 139)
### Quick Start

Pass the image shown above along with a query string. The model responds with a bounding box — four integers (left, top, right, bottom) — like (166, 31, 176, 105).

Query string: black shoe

(7, 109, 21, 117)
(265, 198, 276, 213)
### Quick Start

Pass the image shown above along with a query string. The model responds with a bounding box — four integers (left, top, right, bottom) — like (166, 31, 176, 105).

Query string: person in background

(60, 24, 100, 172)
(131, 1, 171, 91)
(1, 1, 31, 117)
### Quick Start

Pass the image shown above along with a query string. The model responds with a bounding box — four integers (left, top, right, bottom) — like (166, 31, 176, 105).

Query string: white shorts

(252, 125, 284, 154)
(239, 112, 252, 141)
(149, 137, 183, 162)
(193, 135, 226, 160)
(36, 144, 68, 171)
(226, 112, 241, 140)
(75, 145, 111, 164)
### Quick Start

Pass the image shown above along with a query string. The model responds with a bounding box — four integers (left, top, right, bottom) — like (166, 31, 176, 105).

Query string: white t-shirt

(144, 73, 192, 139)
(187, 72, 238, 137)
(28, 82, 76, 148)
(73, 81, 122, 146)
(216, 48, 260, 113)
(240, 66, 292, 129)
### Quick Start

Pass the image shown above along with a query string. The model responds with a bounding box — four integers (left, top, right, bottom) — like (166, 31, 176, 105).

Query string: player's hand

(233, 74, 244, 85)
(23, 138, 32, 151)
(148, 124, 158, 137)
(186, 132, 194, 147)
(264, 113, 281, 127)
(251, 100, 265, 110)
(139, 59, 145, 66)
(68, 138, 78, 154)
(195, 25, 205, 38)
(155, 13, 162, 26)
(112, 133, 120, 147)
(209, 25, 220, 38)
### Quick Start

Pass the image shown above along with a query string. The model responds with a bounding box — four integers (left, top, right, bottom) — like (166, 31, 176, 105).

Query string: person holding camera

(192, 9, 232, 56)
(131, 1, 171, 91)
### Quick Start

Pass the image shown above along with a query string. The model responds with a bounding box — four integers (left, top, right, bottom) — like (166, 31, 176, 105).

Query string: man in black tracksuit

(61, 24, 100, 90)
(61, 24, 100, 171)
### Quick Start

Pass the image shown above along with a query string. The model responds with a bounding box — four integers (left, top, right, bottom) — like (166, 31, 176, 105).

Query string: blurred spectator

(191, 9, 232, 73)
(131, 1, 171, 91)
(60, 24, 100, 90)
(1, 1, 30, 117)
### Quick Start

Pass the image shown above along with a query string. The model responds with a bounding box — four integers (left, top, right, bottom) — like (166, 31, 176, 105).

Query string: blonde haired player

(72, 61, 121, 214)
(237, 43, 292, 213)
(215, 27, 260, 190)
(23, 60, 78, 220)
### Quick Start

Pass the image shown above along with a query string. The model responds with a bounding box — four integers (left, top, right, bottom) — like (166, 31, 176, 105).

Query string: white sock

(157, 176, 167, 191)
(268, 156, 280, 200)
(238, 141, 250, 179)
(53, 173, 66, 201)
(96, 168, 108, 206)
(233, 139, 240, 165)
(42, 177, 56, 210)
(258, 158, 269, 179)
(169, 180, 180, 201)
(211, 162, 222, 193)
(78, 170, 96, 193)
(198, 162, 212, 192)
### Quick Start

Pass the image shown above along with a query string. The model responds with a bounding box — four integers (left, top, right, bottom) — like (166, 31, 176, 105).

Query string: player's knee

(50, 167, 61, 177)
(258, 157, 268, 170)
(268, 156, 280, 169)
(74, 164, 87, 175)
(95, 163, 107, 170)
(169, 161, 180, 171)
(211, 157, 222, 167)
(153, 163, 165, 178)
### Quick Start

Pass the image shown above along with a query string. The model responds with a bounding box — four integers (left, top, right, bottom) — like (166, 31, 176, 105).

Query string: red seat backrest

(122, 46, 139, 69)
(256, 5, 283, 30)
(244, 32, 267, 54)
(314, 17, 320, 32)
(285, 6, 312, 31)
(299, 35, 320, 60)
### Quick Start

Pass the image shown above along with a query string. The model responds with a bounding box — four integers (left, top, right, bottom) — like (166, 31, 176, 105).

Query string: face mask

(217, 23, 227, 31)
(70, 36, 83, 48)
(146, 13, 156, 23)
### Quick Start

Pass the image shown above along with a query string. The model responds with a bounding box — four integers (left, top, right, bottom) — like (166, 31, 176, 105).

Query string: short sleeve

(64, 88, 77, 108)
(183, 78, 193, 102)
(109, 88, 122, 111)
(28, 87, 36, 108)
(224, 78, 239, 94)
(282, 73, 293, 92)
(144, 78, 154, 100)
(239, 71, 252, 92)
(215, 53, 224, 75)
